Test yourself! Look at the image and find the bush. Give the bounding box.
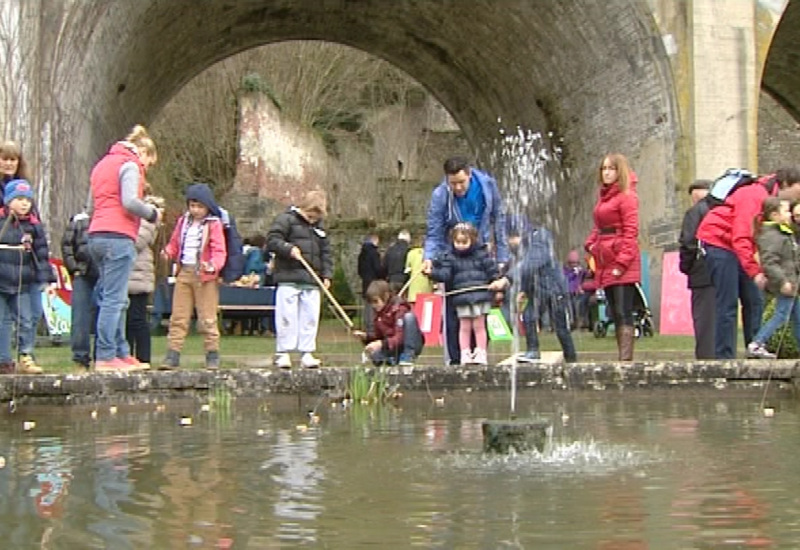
[763,297,800,358]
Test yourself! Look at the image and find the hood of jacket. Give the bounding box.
[186,183,221,216]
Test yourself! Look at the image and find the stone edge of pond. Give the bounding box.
[0,359,797,405]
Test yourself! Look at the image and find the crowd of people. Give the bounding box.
[4,122,797,374]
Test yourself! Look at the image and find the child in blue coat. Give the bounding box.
[430,222,507,365]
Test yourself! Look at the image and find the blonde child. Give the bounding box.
[747,197,800,358]
[266,190,332,369]
[160,183,227,369]
[430,222,508,365]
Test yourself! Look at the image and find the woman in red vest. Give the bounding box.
[88,125,162,372]
[584,153,641,361]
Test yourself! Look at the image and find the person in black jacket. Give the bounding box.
[267,190,332,369]
[0,179,51,374]
[430,223,508,366]
[357,233,384,335]
[678,179,715,359]
[61,209,99,369]
[383,229,410,292]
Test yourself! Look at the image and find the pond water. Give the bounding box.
[1,388,799,549]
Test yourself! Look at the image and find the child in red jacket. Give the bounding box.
[352,280,424,366]
[159,183,227,370]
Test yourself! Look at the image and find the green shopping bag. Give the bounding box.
[487,307,513,341]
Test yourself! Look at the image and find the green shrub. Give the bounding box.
[763,297,800,358]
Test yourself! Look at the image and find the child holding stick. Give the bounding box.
[352,280,424,366]
[430,222,508,366]
[267,190,332,369]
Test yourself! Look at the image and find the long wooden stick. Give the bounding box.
[297,255,354,328]
[397,269,423,297]
[444,285,491,296]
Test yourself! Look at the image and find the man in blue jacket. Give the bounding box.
[421,156,508,365]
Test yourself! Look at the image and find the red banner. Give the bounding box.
[48,257,72,305]
[413,293,443,347]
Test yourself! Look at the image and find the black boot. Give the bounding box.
[160,349,180,370]
[205,350,220,370]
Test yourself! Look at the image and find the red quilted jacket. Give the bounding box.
[584,174,641,288]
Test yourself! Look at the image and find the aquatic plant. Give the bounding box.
[209,384,233,414]
[348,367,388,404]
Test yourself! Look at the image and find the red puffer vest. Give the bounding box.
[89,142,145,240]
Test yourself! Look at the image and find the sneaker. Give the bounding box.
[205,350,220,370]
[473,348,488,366]
[301,353,321,369]
[18,354,43,374]
[120,356,150,371]
[398,352,415,366]
[95,358,129,372]
[459,349,473,367]
[747,342,776,359]
[160,350,181,370]
[274,353,292,369]
[517,350,541,363]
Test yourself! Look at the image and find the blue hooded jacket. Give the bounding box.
[186,183,220,215]
[424,167,508,264]
[185,182,245,282]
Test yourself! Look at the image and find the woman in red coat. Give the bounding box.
[584,153,641,361]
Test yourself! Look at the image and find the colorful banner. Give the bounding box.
[658,250,693,335]
[413,293,443,347]
[42,258,72,336]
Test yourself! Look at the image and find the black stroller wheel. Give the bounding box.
[593,321,607,338]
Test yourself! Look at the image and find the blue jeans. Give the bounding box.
[705,244,763,358]
[25,284,43,346]
[369,312,425,365]
[753,295,800,347]
[89,236,135,361]
[71,273,98,365]
[0,291,33,363]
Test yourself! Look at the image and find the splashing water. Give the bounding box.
[485,125,567,414]
[435,439,663,477]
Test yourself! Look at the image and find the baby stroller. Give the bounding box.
[592,283,655,339]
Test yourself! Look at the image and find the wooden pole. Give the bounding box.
[297,255,354,329]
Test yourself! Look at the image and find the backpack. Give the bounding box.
[705,168,756,208]
[217,207,245,283]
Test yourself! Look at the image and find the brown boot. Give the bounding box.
[619,325,635,361]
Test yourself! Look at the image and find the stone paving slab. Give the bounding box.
[0,359,797,405]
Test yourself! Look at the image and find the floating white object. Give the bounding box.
[0,456,5,468]
[296,424,308,433]
[434,397,445,406]
[180,417,193,426]
[109,406,118,415]
[90,410,98,419]
[763,407,775,417]
[23,421,35,431]
[257,429,265,436]
[200,404,210,412]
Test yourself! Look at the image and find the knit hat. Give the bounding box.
[4,179,34,205]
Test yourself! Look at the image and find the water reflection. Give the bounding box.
[0,390,799,547]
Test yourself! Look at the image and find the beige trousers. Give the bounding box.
[167,269,220,352]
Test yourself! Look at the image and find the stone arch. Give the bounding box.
[44,0,679,250]
[759,0,800,171]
